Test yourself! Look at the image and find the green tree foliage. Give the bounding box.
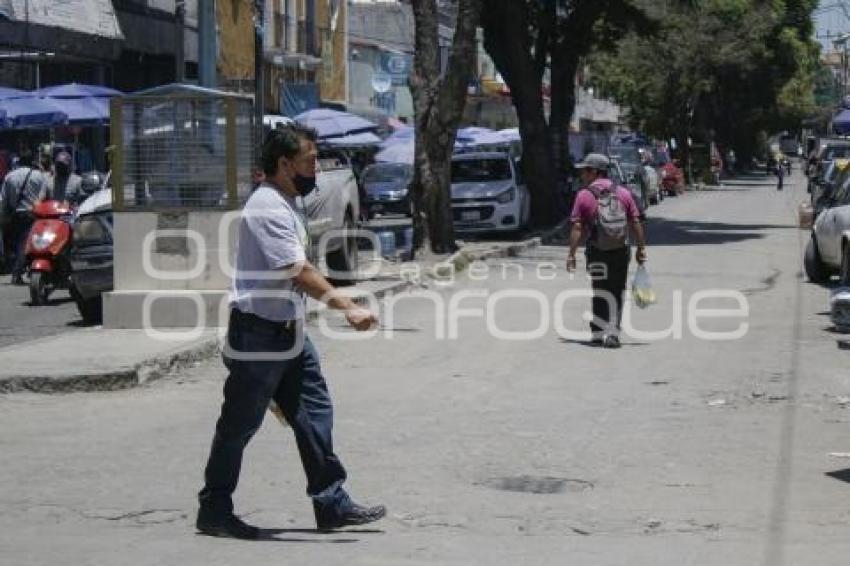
[589,0,820,164]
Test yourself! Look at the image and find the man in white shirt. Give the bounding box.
[197,126,385,539]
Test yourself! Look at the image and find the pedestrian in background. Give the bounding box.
[566,153,648,348]
[197,125,386,540]
[777,158,785,191]
[0,150,49,285]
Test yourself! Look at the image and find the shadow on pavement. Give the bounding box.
[558,338,650,348]
[644,218,794,247]
[825,468,850,484]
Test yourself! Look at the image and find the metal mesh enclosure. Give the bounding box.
[111,90,255,210]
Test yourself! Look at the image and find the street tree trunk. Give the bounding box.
[482,1,558,227]
[409,0,482,254]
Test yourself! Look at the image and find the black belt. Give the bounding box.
[230,309,298,334]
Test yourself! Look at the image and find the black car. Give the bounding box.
[363,163,413,218]
[69,189,113,324]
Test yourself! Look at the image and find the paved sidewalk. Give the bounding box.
[0,238,541,393]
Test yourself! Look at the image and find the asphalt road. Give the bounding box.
[3,167,850,565]
[0,274,86,349]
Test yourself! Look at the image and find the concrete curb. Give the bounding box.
[0,338,221,394]
[432,237,543,279]
[0,279,413,395]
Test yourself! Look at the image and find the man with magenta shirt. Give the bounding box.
[566,153,648,348]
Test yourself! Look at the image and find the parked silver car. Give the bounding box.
[450,152,531,234]
[805,169,850,284]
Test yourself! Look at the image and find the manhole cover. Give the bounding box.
[481,475,593,494]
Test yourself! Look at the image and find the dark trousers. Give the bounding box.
[586,246,631,336]
[10,215,33,278]
[199,311,349,519]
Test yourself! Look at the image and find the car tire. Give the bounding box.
[804,236,830,285]
[76,295,103,325]
[326,213,359,286]
[29,271,49,305]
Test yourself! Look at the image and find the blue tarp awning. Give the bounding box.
[0,96,68,129]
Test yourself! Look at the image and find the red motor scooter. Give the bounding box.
[24,200,74,305]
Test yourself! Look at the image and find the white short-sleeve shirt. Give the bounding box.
[229,183,310,322]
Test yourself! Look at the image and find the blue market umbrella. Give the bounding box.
[46,96,111,125]
[0,96,68,129]
[35,83,122,98]
[35,83,121,125]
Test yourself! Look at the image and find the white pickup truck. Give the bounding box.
[306,148,361,283]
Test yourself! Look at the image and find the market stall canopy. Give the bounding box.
[294,108,377,139]
[0,96,68,129]
[324,131,382,148]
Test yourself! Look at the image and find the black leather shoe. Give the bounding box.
[196,509,260,540]
[315,502,387,531]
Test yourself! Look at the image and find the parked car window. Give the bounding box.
[452,158,513,182]
[363,164,411,183]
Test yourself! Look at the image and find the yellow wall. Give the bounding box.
[316,0,347,103]
[218,0,255,81]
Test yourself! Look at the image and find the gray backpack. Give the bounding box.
[589,184,628,250]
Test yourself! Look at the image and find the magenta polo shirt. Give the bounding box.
[570,178,640,228]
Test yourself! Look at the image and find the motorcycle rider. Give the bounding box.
[51,151,84,206]
[0,150,50,285]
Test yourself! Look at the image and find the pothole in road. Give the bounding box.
[479,475,594,494]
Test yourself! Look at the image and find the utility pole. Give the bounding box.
[175,0,186,82]
[255,0,266,150]
[198,0,217,88]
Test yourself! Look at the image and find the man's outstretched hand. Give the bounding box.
[346,308,378,331]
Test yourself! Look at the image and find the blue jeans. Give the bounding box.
[199,311,349,519]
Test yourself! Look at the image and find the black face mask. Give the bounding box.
[293,174,317,197]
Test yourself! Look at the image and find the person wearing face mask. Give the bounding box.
[196,125,386,539]
[50,151,84,206]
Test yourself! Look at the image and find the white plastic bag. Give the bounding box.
[632,264,656,309]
